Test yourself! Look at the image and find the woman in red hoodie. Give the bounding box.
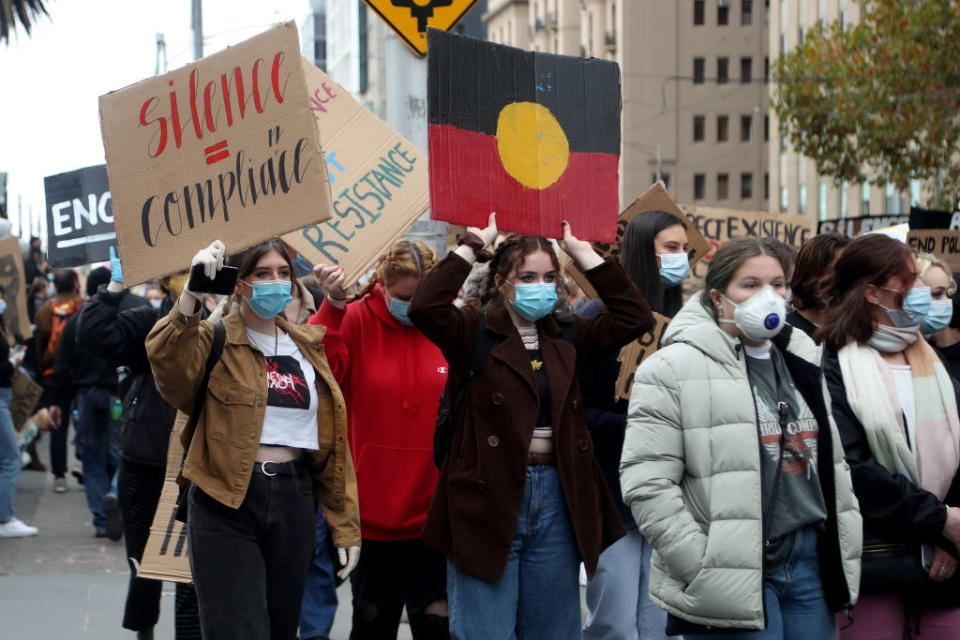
[311,240,450,640]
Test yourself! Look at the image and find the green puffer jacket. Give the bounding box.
[620,294,861,631]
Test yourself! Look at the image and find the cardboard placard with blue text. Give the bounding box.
[99,22,332,286]
[43,165,116,268]
[283,59,429,287]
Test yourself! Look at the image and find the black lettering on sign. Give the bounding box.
[159,507,178,556]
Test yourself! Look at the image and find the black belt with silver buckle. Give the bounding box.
[253,459,305,477]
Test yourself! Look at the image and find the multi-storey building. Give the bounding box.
[770,0,917,219]
[485,1,771,211]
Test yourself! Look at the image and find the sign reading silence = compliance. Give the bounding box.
[428,29,621,242]
[43,165,115,268]
[363,0,478,57]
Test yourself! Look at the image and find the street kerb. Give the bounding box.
[99,22,333,287]
[283,58,429,288]
[138,412,191,583]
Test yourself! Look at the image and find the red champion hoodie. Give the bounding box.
[310,283,447,540]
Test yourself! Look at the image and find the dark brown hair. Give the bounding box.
[699,236,789,319]
[481,235,560,310]
[790,233,852,310]
[228,238,294,281]
[815,234,916,350]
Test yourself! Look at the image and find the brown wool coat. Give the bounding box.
[408,254,654,581]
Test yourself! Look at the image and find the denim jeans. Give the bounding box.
[447,466,581,640]
[686,527,836,640]
[299,507,338,640]
[0,388,20,522]
[584,527,672,640]
[75,387,120,529]
[188,460,315,640]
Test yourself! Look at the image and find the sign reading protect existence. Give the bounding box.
[363,0,478,56]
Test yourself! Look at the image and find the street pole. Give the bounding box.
[191,0,203,60]
[384,36,448,258]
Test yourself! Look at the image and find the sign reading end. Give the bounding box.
[363,0,478,56]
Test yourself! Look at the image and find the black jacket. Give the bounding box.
[74,288,169,465]
[46,314,121,405]
[786,309,818,342]
[822,344,960,554]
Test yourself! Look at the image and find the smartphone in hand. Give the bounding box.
[188,264,239,295]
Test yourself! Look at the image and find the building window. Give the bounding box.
[740,115,752,142]
[763,115,769,141]
[840,180,848,217]
[718,173,730,199]
[764,57,769,82]
[765,0,770,25]
[780,132,788,152]
[818,180,827,220]
[694,173,706,200]
[693,115,706,142]
[693,57,705,83]
[718,0,729,25]
[911,179,922,206]
[741,173,753,199]
[799,184,807,214]
[740,57,752,83]
[764,172,770,200]
[717,115,729,142]
[358,2,369,93]
[742,0,753,25]
[780,185,789,213]
[694,0,705,25]
[653,173,672,191]
[717,57,729,83]
[861,182,870,215]
[885,183,904,213]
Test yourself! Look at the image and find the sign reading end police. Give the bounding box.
[43,165,115,268]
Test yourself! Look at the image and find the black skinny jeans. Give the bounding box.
[188,459,315,640]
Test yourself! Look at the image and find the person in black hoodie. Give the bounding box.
[580,210,689,640]
[77,255,201,640]
[787,233,851,341]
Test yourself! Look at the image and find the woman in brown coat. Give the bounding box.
[408,214,653,639]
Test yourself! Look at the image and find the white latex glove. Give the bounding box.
[183,240,227,303]
[337,545,361,580]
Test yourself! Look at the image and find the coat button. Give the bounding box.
[492,392,504,405]
[249,432,257,440]
[572,399,579,410]
[256,400,264,407]
[487,435,500,447]
[225,394,232,401]
[578,438,590,451]
[477,480,487,491]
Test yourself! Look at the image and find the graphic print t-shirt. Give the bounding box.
[745,346,828,570]
[247,329,319,450]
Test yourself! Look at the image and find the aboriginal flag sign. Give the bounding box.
[427,29,621,242]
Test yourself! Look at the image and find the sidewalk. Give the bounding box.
[0,432,391,639]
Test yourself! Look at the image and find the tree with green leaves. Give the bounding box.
[1,0,48,44]
[774,0,960,210]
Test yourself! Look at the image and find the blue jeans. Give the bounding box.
[75,387,120,529]
[0,388,20,522]
[299,506,338,639]
[584,527,672,640]
[447,466,581,640]
[686,527,836,640]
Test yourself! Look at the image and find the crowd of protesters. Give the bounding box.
[4,214,960,640]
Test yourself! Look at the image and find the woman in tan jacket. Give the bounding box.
[146,238,360,640]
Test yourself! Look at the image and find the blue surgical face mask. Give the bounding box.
[0,299,7,316]
[509,282,558,322]
[658,253,690,287]
[922,299,954,336]
[149,299,162,310]
[877,286,931,328]
[241,279,293,319]
[388,297,413,326]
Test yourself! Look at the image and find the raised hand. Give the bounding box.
[560,220,603,270]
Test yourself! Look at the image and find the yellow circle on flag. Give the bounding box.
[496,102,570,190]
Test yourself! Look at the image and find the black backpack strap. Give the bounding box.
[450,312,496,421]
[174,321,226,521]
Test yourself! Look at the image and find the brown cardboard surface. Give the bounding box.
[682,207,816,287]
[564,183,710,299]
[0,237,32,344]
[818,214,909,236]
[615,313,670,402]
[138,412,192,583]
[10,369,42,433]
[99,22,332,286]
[908,229,960,274]
[283,59,430,287]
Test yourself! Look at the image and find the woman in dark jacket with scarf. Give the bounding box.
[409,214,653,639]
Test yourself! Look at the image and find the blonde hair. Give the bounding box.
[356,240,437,299]
[917,252,957,295]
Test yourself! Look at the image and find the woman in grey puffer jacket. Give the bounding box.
[621,237,861,639]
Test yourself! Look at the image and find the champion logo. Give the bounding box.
[438,366,448,374]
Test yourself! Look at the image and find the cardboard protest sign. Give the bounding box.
[10,369,42,433]
[907,229,960,274]
[909,206,960,231]
[0,237,31,344]
[564,182,711,299]
[683,207,815,285]
[282,59,429,287]
[43,165,116,267]
[818,214,909,237]
[138,412,191,583]
[615,312,670,402]
[99,22,332,286]
[427,29,621,242]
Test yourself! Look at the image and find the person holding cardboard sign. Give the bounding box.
[146,238,361,640]
[621,237,861,638]
[817,235,960,638]
[408,213,653,640]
